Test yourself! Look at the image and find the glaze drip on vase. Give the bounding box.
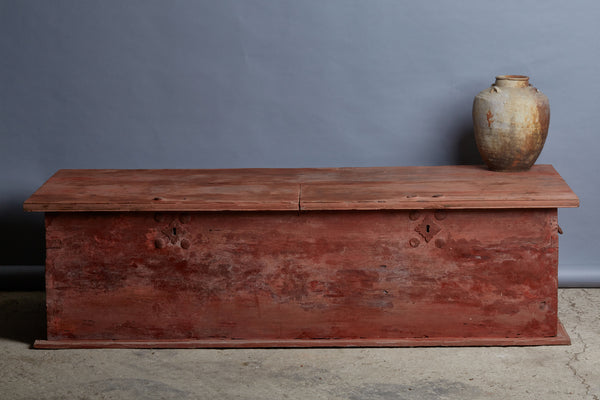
[473,75,550,172]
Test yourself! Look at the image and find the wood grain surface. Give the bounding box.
[24,165,579,212]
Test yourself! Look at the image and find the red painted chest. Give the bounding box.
[24,165,579,348]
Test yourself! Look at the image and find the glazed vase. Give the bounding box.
[472,75,550,171]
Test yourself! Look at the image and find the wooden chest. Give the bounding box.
[24,165,579,348]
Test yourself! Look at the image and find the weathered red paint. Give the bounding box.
[25,166,578,348]
[24,165,579,212]
[42,209,559,344]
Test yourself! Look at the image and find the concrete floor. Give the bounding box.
[1,289,598,400]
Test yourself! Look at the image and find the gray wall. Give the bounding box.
[1,0,599,286]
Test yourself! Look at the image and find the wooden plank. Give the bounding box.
[300,165,579,210]
[24,169,301,212]
[33,321,570,348]
[23,165,578,212]
[44,209,559,343]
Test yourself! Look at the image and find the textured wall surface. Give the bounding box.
[1,1,598,282]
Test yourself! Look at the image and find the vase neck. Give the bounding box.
[494,75,530,88]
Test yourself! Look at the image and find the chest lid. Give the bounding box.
[23,165,579,212]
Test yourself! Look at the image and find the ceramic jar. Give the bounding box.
[472,75,550,171]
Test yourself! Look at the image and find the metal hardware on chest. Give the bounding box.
[411,211,443,244]
[434,210,447,220]
[409,210,421,221]
[154,213,191,249]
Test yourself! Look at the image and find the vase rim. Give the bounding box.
[495,75,529,81]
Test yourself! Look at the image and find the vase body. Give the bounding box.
[473,75,550,171]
